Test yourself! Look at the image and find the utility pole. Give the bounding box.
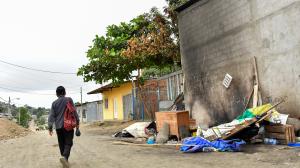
[8,96,11,115]
[19,108,21,124]
[80,87,83,122]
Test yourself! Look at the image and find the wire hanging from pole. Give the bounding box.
[0,59,77,75]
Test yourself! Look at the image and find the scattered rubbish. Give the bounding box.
[112,131,134,138]
[202,147,217,152]
[264,138,278,145]
[145,121,157,136]
[110,93,297,155]
[188,100,287,144]
[168,92,185,111]
[147,136,155,144]
[122,122,151,138]
[196,125,203,137]
[180,137,245,153]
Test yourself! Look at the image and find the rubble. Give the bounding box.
[112,98,300,154]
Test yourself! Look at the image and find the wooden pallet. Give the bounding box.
[264,124,296,144]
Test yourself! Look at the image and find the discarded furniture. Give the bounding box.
[155,111,190,140]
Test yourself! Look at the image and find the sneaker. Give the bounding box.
[60,157,69,168]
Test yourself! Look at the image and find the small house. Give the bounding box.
[87,82,133,121]
[76,100,103,123]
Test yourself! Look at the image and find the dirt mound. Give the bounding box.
[0,118,30,141]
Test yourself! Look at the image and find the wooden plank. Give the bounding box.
[243,88,254,112]
[253,85,258,108]
[258,91,263,106]
[252,57,261,108]
[223,100,285,140]
[277,139,288,145]
[286,126,291,143]
[291,126,296,142]
[265,132,287,140]
[253,57,259,85]
[222,118,257,140]
[256,100,285,123]
[112,141,182,148]
[265,125,286,133]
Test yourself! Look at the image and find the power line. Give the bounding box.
[0,63,85,88]
[0,59,77,75]
[0,83,79,93]
[0,85,79,96]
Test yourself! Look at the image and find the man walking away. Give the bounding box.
[48,86,80,168]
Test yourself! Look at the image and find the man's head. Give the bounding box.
[56,86,66,97]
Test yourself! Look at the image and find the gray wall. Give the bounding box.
[178,0,300,126]
[77,101,103,123]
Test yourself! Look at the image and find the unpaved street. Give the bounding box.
[1,127,300,168]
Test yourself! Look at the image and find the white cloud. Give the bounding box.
[0,0,167,108]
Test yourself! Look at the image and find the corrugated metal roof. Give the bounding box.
[87,81,131,94]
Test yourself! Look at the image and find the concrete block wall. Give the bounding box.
[178,0,300,126]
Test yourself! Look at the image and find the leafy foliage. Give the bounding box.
[78,22,137,85]
[122,8,180,67]
[18,107,31,128]
[36,117,46,126]
[78,1,184,86]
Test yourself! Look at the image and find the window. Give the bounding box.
[82,109,86,118]
[105,98,108,109]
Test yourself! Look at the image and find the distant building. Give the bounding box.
[88,82,133,121]
[87,74,184,121]
[75,100,103,123]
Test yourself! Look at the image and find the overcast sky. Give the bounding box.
[0,0,167,108]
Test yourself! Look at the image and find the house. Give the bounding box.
[75,100,103,123]
[88,82,133,121]
[176,0,300,126]
[87,71,184,121]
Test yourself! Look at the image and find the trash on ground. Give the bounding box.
[180,137,245,153]
[124,122,152,138]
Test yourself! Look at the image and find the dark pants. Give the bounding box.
[56,128,74,160]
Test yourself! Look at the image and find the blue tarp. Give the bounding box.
[180,137,246,153]
[288,142,300,147]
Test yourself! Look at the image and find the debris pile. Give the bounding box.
[112,100,300,153]
[112,57,300,152]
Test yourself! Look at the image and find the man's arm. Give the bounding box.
[48,103,55,135]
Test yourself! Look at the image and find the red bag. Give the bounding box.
[64,101,77,131]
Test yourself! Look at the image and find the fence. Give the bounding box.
[132,70,184,121]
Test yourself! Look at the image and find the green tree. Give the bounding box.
[18,107,31,128]
[78,6,180,86]
[37,117,46,126]
[0,105,7,113]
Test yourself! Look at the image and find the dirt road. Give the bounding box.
[0,127,300,168]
